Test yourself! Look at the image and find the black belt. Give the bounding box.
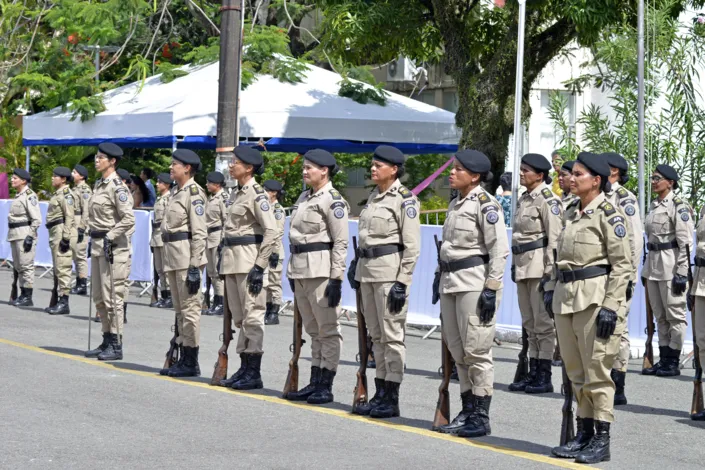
[357,244,404,259]
[647,240,678,251]
[74,211,82,216]
[161,232,192,243]
[8,221,30,229]
[512,237,548,255]
[290,242,333,254]
[223,235,263,246]
[696,257,705,267]
[45,218,64,229]
[208,225,223,234]
[90,231,108,239]
[439,254,490,273]
[152,221,161,229]
[558,265,611,283]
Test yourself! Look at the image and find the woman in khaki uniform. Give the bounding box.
[689,206,705,421]
[263,179,286,325]
[204,171,228,315]
[549,152,631,464]
[46,167,76,315]
[149,173,173,308]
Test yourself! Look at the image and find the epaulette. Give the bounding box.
[189,184,199,196]
[26,189,34,196]
[330,189,342,200]
[616,187,628,198]
[541,188,554,200]
[253,183,264,195]
[113,178,122,187]
[63,187,71,194]
[274,202,283,210]
[567,199,580,211]
[398,186,413,199]
[598,201,616,216]
[674,197,683,206]
[478,191,493,205]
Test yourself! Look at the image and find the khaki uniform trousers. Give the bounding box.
[167,269,203,347]
[50,240,73,296]
[92,253,128,335]
[647,280,687,349]
[555,305,623,423]
[225,273,267,354]
[267,261,283,305]
[293,278,343,371]
[153,247,169,291]
[11,240,36,288]
[693,297,705,372]
[70,230,89,278]
[517,279,555,360]
[440,290,501,396]
[612,296,632,372]
[360,281,407,384]
[205,246,223,296]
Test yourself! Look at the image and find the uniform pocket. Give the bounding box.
[301,210,323,234]
[370,215,390,234]
[574,231,603,264]
[454,216,477,244]
[465,313,495,357]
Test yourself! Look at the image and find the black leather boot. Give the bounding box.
[97,333,123,361]
[151,290,167,308]
[450,363,459,381]
[308,368,336,404]
[509,357,538,392]
[220,353,248,386]
[168,346,201,377]
[48,295,70,315]
[123,303,128,324]
[10,287,23,306]
[369,381,400,418]
[611,369,627,405]
[526,359,554,394]
[656,347,681,377]
[162,291,173,309]
[71,277,87,295]
[160,345,183,375]
[352,377,385,415]
[437,390,475,433]
[551,417,594,458]
[15,287,34,307]
[285,366,321,401]
[265,303,280,325]
[642,346,666,375]
[692,410,705,421]
[85,332,110,358]
[457,395,492,437]
[232,353,264,390]
[575,421,611,464]
[208,295,224,316]
[70,276,80,294]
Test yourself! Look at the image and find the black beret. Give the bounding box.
[373,145,405,166]
[521,153,552,173]
[263,179,283,192]
[234,146,263,167]
[13,168,31,182]
[98,142,123,158]
[603,152,628,171]
[173,149,201,172]
[116,168,131,183]
[455,149,491,174]
[207,171,225,185]
[74,164,89,179]
[655,164,678,182]
[157,172,172,185]
[53,166,72,179]
[304,149,337,168]
[561,160,576,172]
[577,152,610,178]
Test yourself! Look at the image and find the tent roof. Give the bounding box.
[22,62,459,154]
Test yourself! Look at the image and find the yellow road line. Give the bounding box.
[0,337,589,469]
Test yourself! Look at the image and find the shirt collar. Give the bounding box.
[576,193,606,219]
[309,181,333,199]
[373,178,401,199]
[238,177,256,193]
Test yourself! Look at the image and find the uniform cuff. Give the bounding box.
[602,298,621,313]
[330,269,344,280]
[485,279,502,291]
[396,273,412,286]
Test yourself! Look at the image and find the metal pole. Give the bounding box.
[25,147,30,171]
[510,0,527,231]
[94,46,100,84]
[637,0,646,219]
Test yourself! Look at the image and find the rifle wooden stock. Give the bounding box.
[49,275,59,308]
[163,314,179,370]
[432,333,453,430]
[351,236,369,412]
[686,244,704,416]
[513,328,530,384]
[151,257,159,305]
[559,359,575,446]
[282,299,304,398]
[10,269,19,303]
[642,283,655,371]
[211,280,232,385]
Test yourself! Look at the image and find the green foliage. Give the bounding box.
[338,78,388,105]
[404,154,451,201]
[546,91,580,162]
[419,195,448,226]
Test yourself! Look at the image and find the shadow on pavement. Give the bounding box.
[41,346,86,356]
[476,435,555,455]
[674,418,705,429]
[616,403,689,419]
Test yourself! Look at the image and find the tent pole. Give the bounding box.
[25,147,30,171]
[510,0,527,230]
[637,0,646,219]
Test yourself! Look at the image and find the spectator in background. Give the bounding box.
[141,168,157,205]
[496,172,513,226]
[129,174,153,208]
[551,150,563,197]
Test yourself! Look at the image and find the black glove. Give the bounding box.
[77,228,85,244]
[596,307,618,339]
[150,246,154,253]
[641,276,646,286]
[269,252,279,269]
[324,279,343,308]
[672,274,687,296]
[626,280,633,301]
[688,294,695,312]
[543,290,554,319]
[186,266,201,295]
[217,242,224,280]
[432,271,441,305]
[59,238,70,254]
[387,282,407,314]
[23,236,33,253]
[347,258,360,290]
[479,288,497,324]
[103,237,113,263]
[511,265,516,283]
[539,275,550,293]
[289,278,296,293]
[247,265,265,296]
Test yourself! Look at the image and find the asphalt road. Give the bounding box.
[1,269,703,469]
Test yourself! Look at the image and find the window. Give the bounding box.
[344,168,367,187]
[539,90,576,152]
[442,91,458,113]
[412,90,436,106]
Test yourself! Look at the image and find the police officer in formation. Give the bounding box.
[70,164,92,296]
[204,171,228,316]
[285,150,349,405]
[45,167,76,315]
[548,152,631,464]
[432,150,509,437]
[84,143,135,361]
[508,153,562,394]
[159,149,208,378]
[115,168,136,323]
[218,146,278,391]
[149,173,174,308]
[348,145,421,419]
[642,164,693,377]
[559,160,577,206]
[264,179,286,325]
[8,168,41,307]
[690,204,705,421]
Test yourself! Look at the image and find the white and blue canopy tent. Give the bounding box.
[22,61,459,154]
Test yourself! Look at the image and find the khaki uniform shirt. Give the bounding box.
[206,189,228,249]
[273,201,285,259]
[440,185,509,293]
[553,193,632,315]
[8,187,41,242]
[219,177,278,275]
[643,193,694,281]
[356,179,421,285]
[150,193,169,248]
[47,185,76,243]
[72,181,93,233]
[605,182,644,278]
[691,207,705,296]
[88,171,135,257]
[161,178,208,271]
[562,192,578,208]
[512,183,562,281]
[287,182,349,280]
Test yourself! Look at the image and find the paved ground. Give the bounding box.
[0,269,704,470]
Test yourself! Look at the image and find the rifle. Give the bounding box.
[163,314,180,370]
[10,269,19,303]
[431,234,452,430]
[642,240,655,371]
[559,357,575,445]
[513,328,530,384]
[49,274,59,308]
[686,244,704,416]
[211,280,233,385]
[351,236,369,413]
[282,298,305,398]
[151,255,159,305]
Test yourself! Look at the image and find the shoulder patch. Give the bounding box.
[330,201,345,210]
[616,187,628,198]
[481,205,498,214]
[189,185,199,196]
[253,184,265,195]
[620,198,635,207]
[608,215,625,226]
[399,186,413,199]
[678,206,689,214]
[541,188,553,199]
[681,212,690,222]
[63,187,71,194]
[192,199,204,206]
[113,179,122,187]
[478,192,491,205]
[673,197,683,206]
[255,194,267,203]
[625,205,636,216]
[401,199,416,209]
[329,189,342,200]
[485,211,499,224]
[599,201,616,216]
[551,204,561,215]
